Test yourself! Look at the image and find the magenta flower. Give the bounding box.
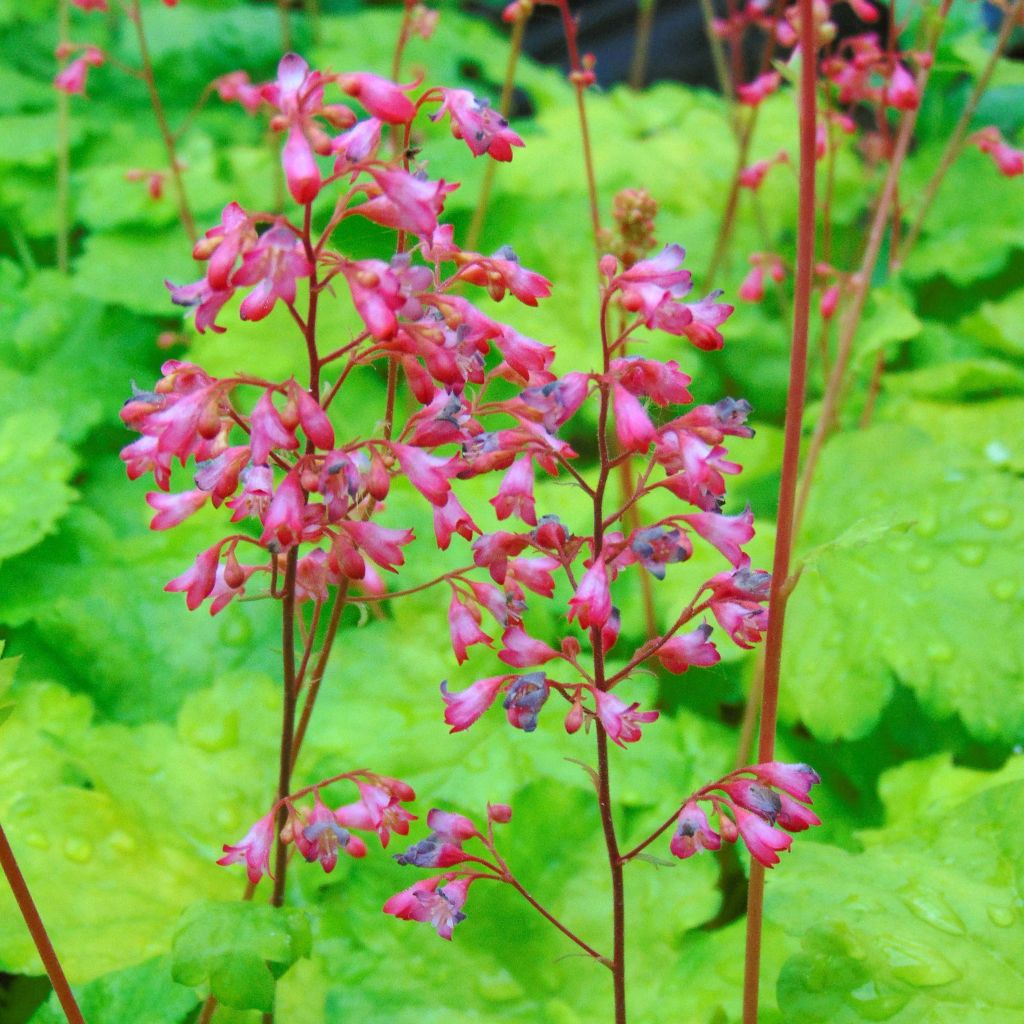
[736,71,781,105]
[751,761,821,803]
[885,62,919,111]
[393,809,480,868]
[502,672,550,732]
[337,71,416,123]
[669,801,722,859]
[146,489,208,530]
[490,457,537,525]
[656,623,720,674]
[731,804,793,866]
[680,506,754,567]
[448,593,492,664]
[217,812,276,885]
[391,443,455,506]
[612,383,656,454]
[293,792,355,873]
[54,47,104,96]
[498,625,560,668]
[433,89,524,160]
[593,688,659,747]
[339,520,414,573]
[440,676,506,732]
[971,127,1024,178]
[334,781,417,848]
[433,492,480,550]
[612,356,692,406]
[629,525,692,580]
[567,559,612,631]
[679,291,733,351]
[360,168,458,237]
[383,875,472,940]
[165,544,221,610]
[259,470,306,550]
[194,203,257,290]
[250,389,299,465]
[332,117,383,170]
[228,464,274,522]
[166,278,235,334]
[339,259,406,339]
[233,226,311,321]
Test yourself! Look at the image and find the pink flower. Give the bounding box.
[498,625,560,668]
[360,169,458,238]
[567,559,612,631]
[593,689,659,747]
[710,596,768,650]
[971,127,1024,178]
[250,389,299,465]
[383,875,472,940]
[193,205,257,292]
[332,117,383,170]
[472,531,529,584]
[339,259,405,339]
[750,761,821,802]
[214,71,265,115]
[54,47,104,96]
[393,809,479,868]
[612,384,656,454]
[502,672,550,732]
[433,89,524,160]
[146,489,208,530]
[611,356,692,406]
[819,284,840,319]
[669,801,721,859]
[885,62,919,111]
[731,804,793,866]
[232,226,311,321]
[490,458,536,525]
[259,470,306,550]
[228,464,274,522]
[617,244,693,324]
[440,676,506,732]
[293,792,356,873]
[448,593,492,664]
[165,544,221,610]
[334,781,417,848]
[656,623,720,674]
[680,506,754,567]
[217,812,275,885]
[71,0,108,10]
[679,291,733,351]
[339,520,414,573]
[337,71,416,123]
[629,525,691,580]
[738,266,765,303]
[391,443,455,506]
[738,151,787,190]
[433,492,479,550]
[166,278,235,334]
[287,381,335,451]
[736,71,781,106]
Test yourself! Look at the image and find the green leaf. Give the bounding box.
[0,410,77,563]
[171,901,311,1012]
[884,358,1024,400]
[29,956,198,1024]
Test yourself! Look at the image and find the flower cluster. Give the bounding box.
[218,772,417,883]
[670,762,821,867]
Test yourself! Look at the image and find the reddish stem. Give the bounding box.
[740,1,816,1021]
[0,824,86,1024]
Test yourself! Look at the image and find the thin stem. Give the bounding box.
[56,0,70,274]
[465,9,529,251]
[741,2,816,1020]
[596,729,627,1023]
[0,823,86,1024]
[619,805,681,863]
[698,0,734,100]
[897,0,1023,265]
[792,2,952,533]
[276,0,292,53]
[270,547,300,910]
[706,110,757,288]
[628,0,658,91]
[128,0,197,242]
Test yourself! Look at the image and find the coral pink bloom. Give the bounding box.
[819,284,840,319]
[232,226,311,321]
[751,761,821,802]
[657,623,721,674]
[567,559,612,631]
[337,71,416,123]
[736,71,781,105]
[458,247,551,305]
[332,117,383,170]
[259,470,306,550]
[334,782,416,847]
[286,381,335,451]
[611,356,692,406]
[228,464,274,522]
[738,265,765,303]
[440,676,507,732]
[394,809,480,868]
[54,47,104,96]
[613,383,656,454]
[282,124,321,203]
[448,593,492,664]
[710,598,768,650]
[593,688,659,747]
[121,435,173,490]
[339,259,405,339]
[433,88,524,160]
[472,531,529,584]
[340,520,414,573]
[392,443,455,506]
[293,792,355,873]
[491,457,536,525]
[498,625,560,668]
[165,544,221,610]
[680,291,733,350]
[669,801,721,859]
[680,507,754,567]
[166,278,235,334]
[214,71,265,114]
[433,491,479,550]
[250,389,299,465]
[617,244,693,320]
[509,556,559,598]
[731,805,793,867]
[193,203,257,290]
[217,812,275,885]
[971,127,1024,178]
[360,169,458,237]
[383,876,471,940]
[885,62,919,111]
[146,489,208,530]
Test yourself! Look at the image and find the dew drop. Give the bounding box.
[23,831,49,850]
[63,837,93,864]
[848,982,911,1021]
[182,709,240,753]
[475,969,523,1002]
[926,643,954,664]
[108,830,136,854]
[956,544,986,567]
[878,936,961,986]
[216,805,240,829]
[914,513,938,538]
[985,441,1011,465]
[900,887,966,935]
[909,555,934,574]
[987,905,1015,927]
[979,506,1012,530]
[989,579,1018,602]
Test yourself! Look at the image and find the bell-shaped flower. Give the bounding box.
[611,356,692,406]
[334,781,416,848]
[217,812,276,885]
[731,804,793,867]
[567,559,612,631]
[885,62,919,111]
[519,373,589,433]
[391,443,455,506]
[593,688,659,746]
[679,291,733,351]
[193,202,257,290]
[232,226,312,321]
[750,761,821,803]
[340,259,406,339]
[250,389,299,465]
[502,672,550,732]
[393,809,480,868]
[165,544,221,610]
[656,623,720,673]
[630,525,692,580]
[332,117,383,171]
[498,625,560,668]
[448,593,492,664]
[680,506,754,567]
[383,875,473,940]
[339,520,414,573]
[359,168,458,237]
[736,71,781,105]
[228,463,274,523]
[433,88,524,160]
[337,71,416,123]
[612,383,657,453]
[471,531,529,585]
[259,469,306,550]
[490,457,537,525]
[293,792,356,873]
[669,801,721,859]
[440,675,506,732]
[146,489,208,530]
[166,277,235,334]
[432,491,479,549]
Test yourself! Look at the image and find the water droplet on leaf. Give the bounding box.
[63,837,93,863]
[989,579,1017,602]
[878,935,961,986]
[978,506,1012,530]
[848,981,911,1021]
[987,904,1015,927]
[900,886,966,935]
[24,832,49,850]
[909,555,933,574]
[955,544,986,567]
[108,830,136,854]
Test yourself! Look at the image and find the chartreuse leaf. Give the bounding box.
[0,410,77,563]
[171,901,311,1012]
[782,419,1024,742]
[767,759,1024,1023]
[29,956,197,1024]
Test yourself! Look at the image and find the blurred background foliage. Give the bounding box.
[1,1,1024,1022]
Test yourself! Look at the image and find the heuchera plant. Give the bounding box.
[112,35,822,1022]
